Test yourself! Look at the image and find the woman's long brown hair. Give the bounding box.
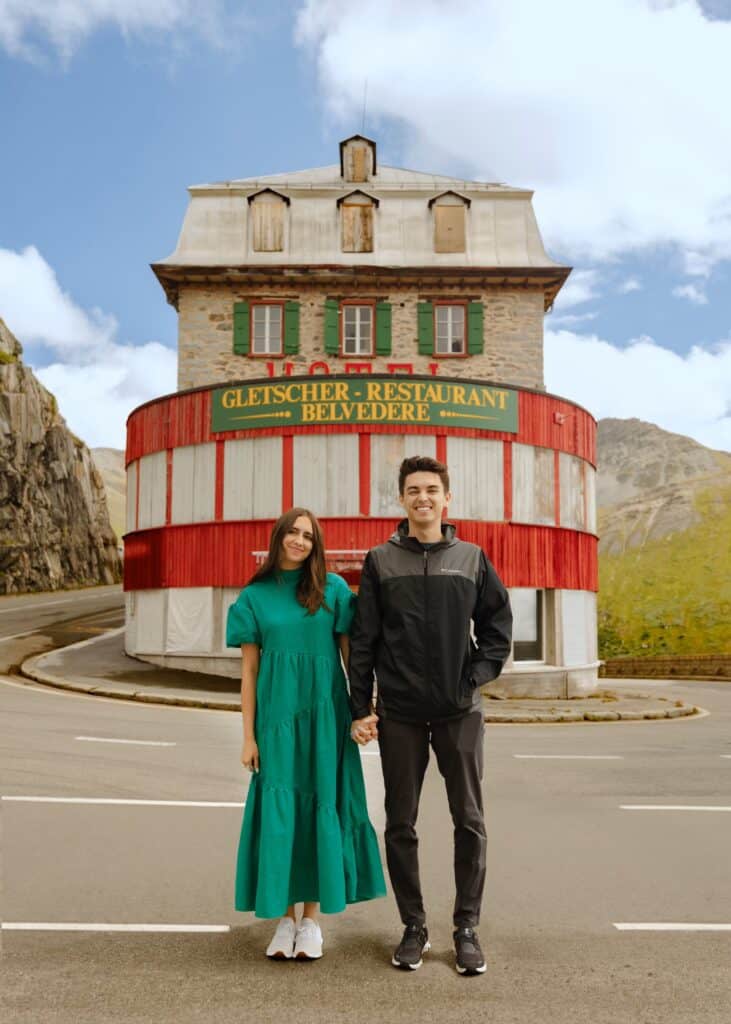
[247,507,329,615]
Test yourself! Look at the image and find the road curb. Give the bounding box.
[19,630,703,722]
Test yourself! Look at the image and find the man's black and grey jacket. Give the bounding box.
[348,521,513,723]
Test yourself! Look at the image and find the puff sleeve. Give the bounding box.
[226,588,261,647]
[332,574,357,636]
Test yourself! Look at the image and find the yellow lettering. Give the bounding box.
[452,386,466,406]
[481,388,496,408]
[221,389,240,410]
[301,403,318,422]
[365,382,384,401]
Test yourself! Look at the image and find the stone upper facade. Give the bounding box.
[154,136,569,393]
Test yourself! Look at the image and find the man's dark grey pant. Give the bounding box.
[377,710,486,928]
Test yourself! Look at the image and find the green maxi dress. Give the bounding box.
[226,569,386,919]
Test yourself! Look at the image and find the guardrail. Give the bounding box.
[600,654,731,681]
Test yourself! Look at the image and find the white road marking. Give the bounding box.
[514,754,624,760]
[2,922,230,933]
[614,923,731,932]
[0,630,36,642]
[2,796,244,807]
[0,594,121,615]
[621,805,731,812]
[720,755,731,759]
[75,736,176,747]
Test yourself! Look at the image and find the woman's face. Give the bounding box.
[279,515,314,569]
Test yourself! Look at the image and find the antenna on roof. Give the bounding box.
[361,78,368,134]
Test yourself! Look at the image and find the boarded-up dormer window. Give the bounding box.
[431,192,468,253]
[341,193,375,253]
[248,191,289,252]
[341,138,375,182]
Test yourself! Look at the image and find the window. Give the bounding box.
[511,589,544,662]
[342,304,374,356]
[429,191,469,253]
[247,189,289,253]
[251,304,283,355]
[435,304,466,355]
[338,190,377,253]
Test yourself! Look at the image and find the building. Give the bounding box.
[124,136,598,697]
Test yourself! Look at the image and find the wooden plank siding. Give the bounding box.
[123,520,598,593]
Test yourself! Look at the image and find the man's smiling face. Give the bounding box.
[399,471,451,532]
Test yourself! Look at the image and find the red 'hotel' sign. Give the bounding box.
[212,376,519,433]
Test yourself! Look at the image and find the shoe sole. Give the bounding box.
[266,951,293,960]
[455,962,487,975]
[294,951,323,960]
[392,940,431,970]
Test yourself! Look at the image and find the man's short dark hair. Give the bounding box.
[398,455,450,495]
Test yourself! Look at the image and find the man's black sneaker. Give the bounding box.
[392,924,430,970]
[454,927,486,975]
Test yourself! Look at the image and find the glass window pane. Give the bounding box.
[512,589,543,661]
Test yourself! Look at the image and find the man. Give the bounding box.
[349,455,512,976]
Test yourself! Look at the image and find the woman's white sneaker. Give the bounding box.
[266,917,296,959]
[294,917,323,960]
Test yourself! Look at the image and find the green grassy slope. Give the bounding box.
[598,484,731,658]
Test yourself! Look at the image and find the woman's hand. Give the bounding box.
[241,738,260,773]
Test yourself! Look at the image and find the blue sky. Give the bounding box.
[1,0,730,451]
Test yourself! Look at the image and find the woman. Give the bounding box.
[226,507,385,960]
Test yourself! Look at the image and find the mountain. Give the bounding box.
[596,418,731,658]
[0,318,122,593]
[91,447,126,541]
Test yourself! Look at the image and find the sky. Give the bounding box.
[1,0,730,452]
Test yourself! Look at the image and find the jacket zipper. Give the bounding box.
[423,548,429,687]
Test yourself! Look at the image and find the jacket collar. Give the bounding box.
[389,519,458,551]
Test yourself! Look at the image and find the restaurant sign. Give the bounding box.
[212,377,518,433]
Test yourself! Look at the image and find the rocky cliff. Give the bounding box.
[0,318,122,593]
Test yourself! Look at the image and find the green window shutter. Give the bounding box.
[375,302,392,355]
[467,301,484,354]
[417,301,434,355]
[233,301,249,355]
[324,299,339,354]
[284,301,300,354]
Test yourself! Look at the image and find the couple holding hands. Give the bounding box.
[226,455,512,975]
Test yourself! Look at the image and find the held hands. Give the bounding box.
[241,738,260,773]
[350,713,378,746]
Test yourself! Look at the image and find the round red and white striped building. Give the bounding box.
[125,137,597,697]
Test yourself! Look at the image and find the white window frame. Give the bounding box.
[342,304,374,356]
[435,304,466,355]
[251,303,283,355]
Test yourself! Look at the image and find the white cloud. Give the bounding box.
[551,269,599,311]
[0,245,176,448]
[297,0,731,270]
[545,328,731,451]
[549,311,598,326]
[618,277,642,294]
[672,282,709,305]
[0,0,246,60]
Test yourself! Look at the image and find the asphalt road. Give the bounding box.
[1,590,730,1023]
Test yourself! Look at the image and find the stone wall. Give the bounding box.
[177,284,545,392]
[0,318,122,594]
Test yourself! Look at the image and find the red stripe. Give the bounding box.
[503,441,512,521]
[359,434,371,516]
[214,441,225,521]
[435,435,447,464]
[123,520,598,593]
[554,449,561,527]
[282,435,293,510]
